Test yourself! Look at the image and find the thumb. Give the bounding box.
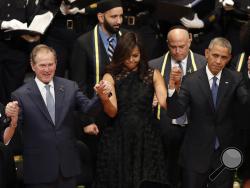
[13,101,18,105]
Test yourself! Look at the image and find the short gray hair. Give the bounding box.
[30,44,57,64]
[208,37,232,54]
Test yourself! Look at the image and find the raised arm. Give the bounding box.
[95,73,117,118]
[153,69,167,110]
[3,101,19,145]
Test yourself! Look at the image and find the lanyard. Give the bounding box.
[236,52,245,72]
[157,50,197,120]
[93,25,122,83]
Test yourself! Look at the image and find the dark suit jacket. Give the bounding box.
[148,51,206,128]
[230,52,250,130]
[70,26,125,128]
[0,103,13,142]
[0,103,7,140]
[11,76,101,184]
[167,66,250,173]
[70,26,125,97]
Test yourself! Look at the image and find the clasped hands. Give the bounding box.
[94,80,112,101]
[5,101,19,128]
[84,80,112,136]
[169,66,183,90]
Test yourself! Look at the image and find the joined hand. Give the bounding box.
[169,66,182,90]
[94,80,112,101]
[5,101,19,128]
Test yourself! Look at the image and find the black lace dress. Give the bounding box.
[93,68,168,188]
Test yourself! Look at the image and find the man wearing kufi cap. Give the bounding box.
[69,0,124,184]
[70,0,124,88]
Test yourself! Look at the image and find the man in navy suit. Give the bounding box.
[4,44,111,188]
[167,37,250,188]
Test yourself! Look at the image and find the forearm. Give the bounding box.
[101,99,117,118]
[3,122,17,145]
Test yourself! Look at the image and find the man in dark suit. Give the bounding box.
[4,44,110,188]
[149,25,206,188]
[229,23,250,185]
[70,0,123,97]
[167,37,250,188]
[230,52,250,187]
[69,0,124,178]
[221,0,250,56]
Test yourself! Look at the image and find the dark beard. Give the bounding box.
[103,18,120,34]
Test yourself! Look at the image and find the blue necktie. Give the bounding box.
[211,76,220,149]
[45,85,55,124]
[211,76,218,108]
[107,37,115,62]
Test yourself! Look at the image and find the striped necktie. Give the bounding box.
[107,37,115,62]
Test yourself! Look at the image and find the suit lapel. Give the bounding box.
[198,67,215,110]
[186,53,193,75]
[216,69,231,110]
[164,53,194,83]
[164,57,172,82]
[27,80,53,124]
[54,77,65,126]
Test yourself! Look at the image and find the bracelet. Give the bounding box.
[108,92,112,98]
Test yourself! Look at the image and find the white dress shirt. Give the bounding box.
[170,56,188,76]
[206,65,222,88]
[35,77,55,105]
[170,57,188,125]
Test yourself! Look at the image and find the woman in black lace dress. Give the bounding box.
[94,32,169,188]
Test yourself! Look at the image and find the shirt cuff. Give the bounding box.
[168,87,176,97]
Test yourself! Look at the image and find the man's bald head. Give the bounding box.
[167,26,192,61]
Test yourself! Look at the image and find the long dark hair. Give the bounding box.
[105,31,149,79]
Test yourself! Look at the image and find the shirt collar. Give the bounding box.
[98,25,117,53]
[35,77,54,90]
[206,65,222,81]
[171,56,188,65]
[98,25,116,42]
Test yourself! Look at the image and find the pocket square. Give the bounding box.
[225,81,229,84]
